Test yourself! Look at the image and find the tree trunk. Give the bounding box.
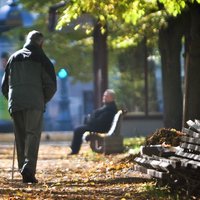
[184,4,200,124]
[159,15,184,130]
[93,21,108,108]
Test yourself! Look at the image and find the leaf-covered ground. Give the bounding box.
[0,141,171,200]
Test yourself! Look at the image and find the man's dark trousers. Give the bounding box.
[71,125,91,154]
[12,109,43,175]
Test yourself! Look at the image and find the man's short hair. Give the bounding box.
[105,89,115,100]
[25,30,44,46]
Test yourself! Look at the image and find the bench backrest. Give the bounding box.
[89,110,124,153]
[106,110,123,137]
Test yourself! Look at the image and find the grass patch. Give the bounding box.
[136,182,178,200]
[124,137,145,149]
[123,137,146,154]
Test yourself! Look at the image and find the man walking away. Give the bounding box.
[1,30,57,183]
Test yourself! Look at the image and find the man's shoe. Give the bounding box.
[21,167,38,183]
[68,151,78,155]
[22,175,38,183]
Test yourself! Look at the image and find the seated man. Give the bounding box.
[69,89,118,155]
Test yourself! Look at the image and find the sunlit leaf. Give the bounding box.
[74,24,80,30]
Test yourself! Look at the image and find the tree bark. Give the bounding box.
[93,21,108,108]
[184,4,200,124]
[159,15,184,130]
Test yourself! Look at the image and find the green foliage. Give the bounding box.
[19,0,59,12]
[158,0,186,16]
[113,70,145,111]
[123,137,145,149]
[137,182,176,199]
[45,33,93,82]
[19,0,167,51]
[111,46,145,111]
[19,0,200,51]
[18,0,200,101]
[122,1,145,25]
[109,44,159,113]
[4,14,93,82]
[56,0,160,39]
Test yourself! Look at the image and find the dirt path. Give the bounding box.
[0,142,154,200]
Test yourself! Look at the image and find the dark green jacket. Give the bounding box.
[1,43,57,114]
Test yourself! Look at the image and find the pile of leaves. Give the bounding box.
[145,128,185,146]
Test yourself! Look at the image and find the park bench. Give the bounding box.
[134,119,200,196]
[83,110,125,154]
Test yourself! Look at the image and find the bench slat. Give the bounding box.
[134,164,148,174]
[175,150,200,161]
[134,156,173,172]
[147,168,169,179]
[134,165,169,179]
[181,136,200,145]
[152,155,180,168]
[182,127,200,138]
[186,120,200,133]
[180,142,200,152]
